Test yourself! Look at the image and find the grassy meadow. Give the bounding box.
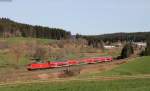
[101,56,150,76]
[0,78,150,91]
[0,56,150,91]
[76,56,150,79]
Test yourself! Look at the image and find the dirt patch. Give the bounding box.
[80,61,125,75]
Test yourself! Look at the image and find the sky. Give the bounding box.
[0,0,150,35]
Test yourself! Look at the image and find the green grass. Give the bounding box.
[0,78,150,91]
[78,56,150,78]
[0,37,54,45]
[101,56,150,76]
[1,56,150,91]
[0,37,56,67]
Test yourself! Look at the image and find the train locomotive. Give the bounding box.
[27,57,113,71]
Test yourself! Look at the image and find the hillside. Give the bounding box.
[0,18,71,39]
[82,32,150,44]
[0,37,53,67]
[0,37,119,69]
[1,18,150,43]
[77,56,150,78]
[101,56,150,76]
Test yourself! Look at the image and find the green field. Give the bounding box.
[0,56,150,91]
[0,37,53,44]
[0,78,150,91]
[1,37,149,91]
[101,56,150,76]
[77,56,150,78]
[0,37,52,67]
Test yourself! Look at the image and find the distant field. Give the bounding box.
[0,37,54,44]
[0,78,150,91]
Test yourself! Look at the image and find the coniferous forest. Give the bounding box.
[0,18,71,39]
[0,18,150,44]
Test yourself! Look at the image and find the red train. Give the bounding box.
[27,57,113,70]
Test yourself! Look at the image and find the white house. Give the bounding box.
[104,45,116,49]
[133,42,146,47]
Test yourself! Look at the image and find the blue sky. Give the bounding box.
[0,0,150,35]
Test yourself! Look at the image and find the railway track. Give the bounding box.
[19,60,123,75]
[0,54,139,84]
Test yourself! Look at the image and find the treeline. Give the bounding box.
[1,18,149,44]
[0,18,71,39]
[78,32,150,44]
[84,37,104,48]
[75,34,104,48]
[97,32,150,42]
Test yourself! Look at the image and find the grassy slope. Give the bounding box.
[1,56,150,91]
[0,56,150,91]
[1,37,53,45]
[0,37,52,67]
[78,56,150,78]
[101,56,150,76]
[0,37,120,67]
[0,78,150,91]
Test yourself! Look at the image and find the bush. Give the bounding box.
[139,50,145,56]
[63,67,81,77]
[31,46,47,62]
[140,35,150,56]
[120,42,134,59]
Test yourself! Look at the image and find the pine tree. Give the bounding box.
[142,35,150,56]
[121,42,134,59]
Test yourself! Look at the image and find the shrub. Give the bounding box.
[31,46,48,62]
[62,67,81,77]
[140,35,150,56]
[120,42,134,59]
